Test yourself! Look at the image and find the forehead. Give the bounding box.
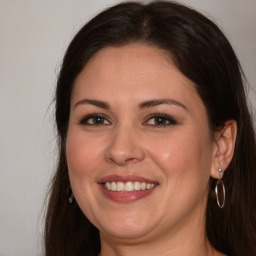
[72,43,198,101]
[86,43,173,68]
[81,43,174,81]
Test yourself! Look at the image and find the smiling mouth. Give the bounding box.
[98,175,158,202]
[103,181,156,192]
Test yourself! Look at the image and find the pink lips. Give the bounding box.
[98,175,158,203]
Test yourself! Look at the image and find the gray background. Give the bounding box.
[0,0,255,255]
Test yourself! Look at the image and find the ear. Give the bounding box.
[210,120,237,179]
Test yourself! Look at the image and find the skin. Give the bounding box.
[66,43,236,256]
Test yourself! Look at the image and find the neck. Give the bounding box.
[100,236,216,256]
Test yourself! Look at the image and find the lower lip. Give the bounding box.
[99,185,157,203]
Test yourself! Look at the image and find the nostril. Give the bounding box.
[125,157,139,163]
[104,133,146,165]
[106,154,144,166]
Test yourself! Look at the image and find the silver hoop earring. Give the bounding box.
[67,185,74,204]
[215,168,225,208]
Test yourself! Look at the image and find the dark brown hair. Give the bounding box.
[44,1,256,255]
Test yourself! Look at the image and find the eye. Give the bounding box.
[144,114,177,127]
[80,114,111,126]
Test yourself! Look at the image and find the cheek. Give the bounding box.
[66,130,101,179]
[146,128,213,182]
[65,130,103,218]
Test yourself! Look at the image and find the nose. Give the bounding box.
[104,124,145,166]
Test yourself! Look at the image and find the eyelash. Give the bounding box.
[79,113,177,127]
[79,114,111,126]
[144,113,177,127]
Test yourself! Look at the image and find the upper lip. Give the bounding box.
[98,175,158,184]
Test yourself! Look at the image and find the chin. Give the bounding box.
[96,214,157,241]
[100,226,154,241]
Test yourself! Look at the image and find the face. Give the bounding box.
[66,43,216,243]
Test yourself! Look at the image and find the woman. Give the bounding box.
[44,1,256,256]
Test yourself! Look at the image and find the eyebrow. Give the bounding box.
[139,99,188,111]
[73,99,110,109]
[73,98,188,111]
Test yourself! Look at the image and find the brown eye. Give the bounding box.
[154,117,168,125]
[80,114,111,125]
[145,114,177,127]
[91,116,105,125]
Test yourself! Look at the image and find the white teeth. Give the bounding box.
[110,182,117,191]
[105,182,111,190]
[104,181,156,192]
[116,181,124,191]
[125,181,134,191]
[146,183,152,189]
[134,181,140,190]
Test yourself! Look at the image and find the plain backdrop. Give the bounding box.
[0,0,255,255]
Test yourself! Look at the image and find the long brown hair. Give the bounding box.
[44,1,256,255]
